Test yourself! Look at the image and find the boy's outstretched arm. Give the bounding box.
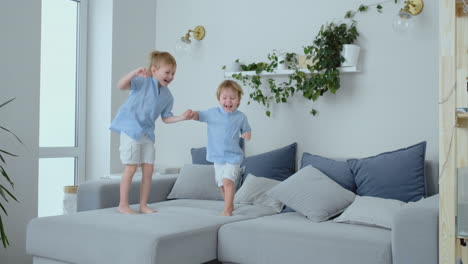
[117,67,148,90]
[162,109,193,124]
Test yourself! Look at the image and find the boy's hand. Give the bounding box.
[241,131,251,140]
[134,67,148,77]
[182,109,193,120]
[191,111,199,120]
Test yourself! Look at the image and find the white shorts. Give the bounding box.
[119,133,155,165]
[214,163,241,187]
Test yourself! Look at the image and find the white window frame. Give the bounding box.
[39,0,88,184]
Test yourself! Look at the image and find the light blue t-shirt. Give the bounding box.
[110,76,174,142]
[198,107,251,164]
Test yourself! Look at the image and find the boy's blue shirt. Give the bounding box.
[110,76,173,142]
[198,107,251,164]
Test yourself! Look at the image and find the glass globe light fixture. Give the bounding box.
[175,33,192,57]
[392,10,413,33]
[392,0,424,33]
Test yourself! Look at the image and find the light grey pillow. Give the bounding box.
[334,195,405,229]
[234,174,284,213]
[267,165,356,222]
[167,164,223,200]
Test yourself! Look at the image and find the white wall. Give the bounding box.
[110,0,157,173]
[151,0,439,191]
[0,1,41,263]
[86,0,157,179]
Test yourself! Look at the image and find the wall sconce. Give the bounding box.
[175,26,206,55]
[392,0,424,33]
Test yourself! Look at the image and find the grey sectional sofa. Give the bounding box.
[27,174,439,264]
[27,142,439,264]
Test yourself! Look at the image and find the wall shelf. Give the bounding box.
[224,66,360,78]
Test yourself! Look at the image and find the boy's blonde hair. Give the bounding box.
[148,51,177,71]
[216,80,244,101]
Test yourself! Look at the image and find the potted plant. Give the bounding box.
[225,2,394,117]
[0,98,21,248]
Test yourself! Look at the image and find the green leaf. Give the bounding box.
[0,215,9,248]
[1,167,14,187]
[0,186,17,202]
[0,98,15,109]
[0,188,8,202]
[0,149,18,158]
[0,202,7,215]
[266,111,271,117]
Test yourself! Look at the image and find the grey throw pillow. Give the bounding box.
[167,164,223,200]
[334,195,406,229]
[301,153,356,192]
[234,173,284,213]
[267,165,356,222]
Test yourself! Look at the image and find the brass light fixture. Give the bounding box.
[393,0,424,32]
[180,26,206,44]
[175,26,206,56]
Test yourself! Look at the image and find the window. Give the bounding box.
[39,0,87,217]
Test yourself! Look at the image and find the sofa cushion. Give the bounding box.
[190,139,244,165]
[241,142,297,183]
[334,195,405,229]
[301,152,356,192]
[191,147,213,165]
[347,141,427,202]
[218,212,392,264]
[234,173,284,213]
[267,166,356,222]
[167,164,224,200]
[27,199,277,264]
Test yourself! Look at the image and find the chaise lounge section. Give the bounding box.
[27,174,282,264]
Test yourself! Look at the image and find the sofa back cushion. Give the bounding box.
[347,141,427,202]
[241,142,297,183]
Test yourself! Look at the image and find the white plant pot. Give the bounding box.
[227,61,241,72]
[341,44,360,67]
[277,55,287,71]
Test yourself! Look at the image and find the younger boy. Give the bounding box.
[192,80,251,216]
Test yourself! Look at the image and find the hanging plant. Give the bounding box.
[224,1,395,117]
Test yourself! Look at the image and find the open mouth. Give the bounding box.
[224,105,234,112]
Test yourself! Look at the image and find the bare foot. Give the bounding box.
[118,206,137,214]
[221,210,233,216]
[139,206,157,214]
